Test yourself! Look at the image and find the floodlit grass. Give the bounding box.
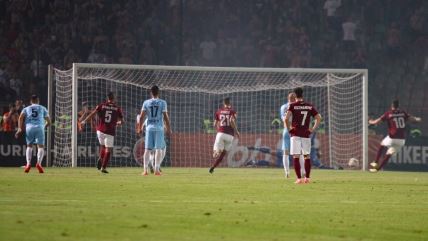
[0,167,427,241]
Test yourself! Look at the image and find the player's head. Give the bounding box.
[82,101,88,110]
[392,99,399,109]
[151,85,160,97]
[107,92,115,101]
[293,87,303,98]
[30,94,39,104]
[223,97,231,107]
[288,92,296,103]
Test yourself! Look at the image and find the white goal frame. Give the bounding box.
[47,63,368,170]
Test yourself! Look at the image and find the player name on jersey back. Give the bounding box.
[293,106,313,110]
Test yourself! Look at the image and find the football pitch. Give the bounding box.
[0,168,427,241]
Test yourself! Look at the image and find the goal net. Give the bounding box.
[48,64,368,170]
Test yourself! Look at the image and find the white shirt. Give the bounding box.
[324,0,341,16]
[342,21,356,41]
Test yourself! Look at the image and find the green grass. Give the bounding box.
[0,168,427,241]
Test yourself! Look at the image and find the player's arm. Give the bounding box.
[135,116,140,133]
[163,112,172,136]
[44,116,52,128]
[409,115,422,122]
[309,114,322,133]
[117,109,124,126]
[15,112,25,138]
[230,115,240,138]
[137,110,145,134]
[81,108,98,126]
[284,110,292,131]
[213,119,219,129]
[368,115,383,125]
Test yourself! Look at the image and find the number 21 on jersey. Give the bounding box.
[220,114,231,126]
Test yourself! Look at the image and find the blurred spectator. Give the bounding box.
[199,35,217,66]
[1,104,18,132]
[8,72,23,98]
[386,23,401,57]
[352,47,367,68]
[139,40,157,65]
[260,43,277,67]
[15,99,24,113]
[342,17,357,52]
[64,49,81,69]
[324,0,341,29]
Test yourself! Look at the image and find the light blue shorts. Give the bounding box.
[26,126,45,145]
[282,131,290,151]
[145,129,166,150]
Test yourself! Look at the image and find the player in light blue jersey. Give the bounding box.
[15,95,51,173]
[280,92,296,178]
[137,86,171,176]
[136,114,166,173]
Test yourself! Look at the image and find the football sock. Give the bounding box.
[212,151,226,168]
[143,150,151,171]
[26,147,32,166]
[99,145,106,160]
[160,148,166,164]
[300,155,306,177]
[149,153,155,167]
[154,149,162,172]
[378,154,392,170]
[375,146,386,162]
[282,154,289,174]
[37,148,45,164]
[102,150,111,169]
[304,158,311,178]
[293,157,301,179]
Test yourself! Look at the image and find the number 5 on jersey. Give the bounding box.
[105,110,112,123]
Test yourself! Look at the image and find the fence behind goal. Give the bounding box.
[48,64,368,170]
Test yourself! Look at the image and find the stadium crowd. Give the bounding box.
[0,0,427,132]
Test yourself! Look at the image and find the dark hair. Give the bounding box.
[294,87,303,98]
[223,97,231,105]
[31,94,39,102]
[107,92,115,100]
[151,85,160,96]
[392,99,399,108]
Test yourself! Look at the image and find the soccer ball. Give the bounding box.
[347,158,359,167]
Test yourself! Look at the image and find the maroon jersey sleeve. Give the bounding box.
[118,107,124,119]
[214,110,219,121]
[380,111,388,122]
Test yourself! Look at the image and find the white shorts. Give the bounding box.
[290,136,311,155]
[213,132,234,152]
[97,131,115,148]
[381,136,405,149]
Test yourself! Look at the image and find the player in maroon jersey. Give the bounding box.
[80,92,124,173]
[284,87,322,184]
[209,98,240,174]
[368,100,421,172]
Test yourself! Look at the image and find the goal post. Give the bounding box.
[48,63,368,170]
